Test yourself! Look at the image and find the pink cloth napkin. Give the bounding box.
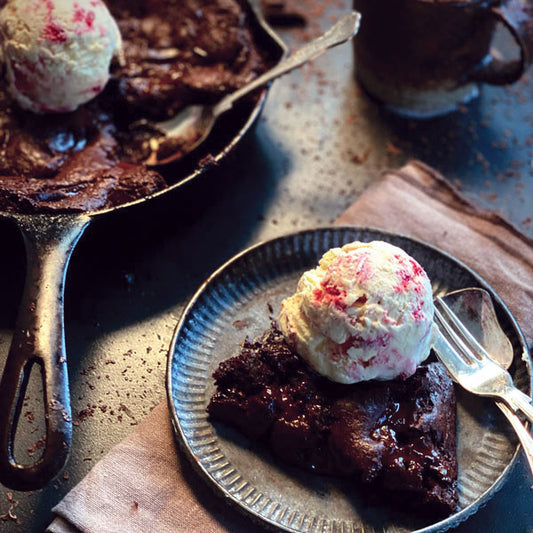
[337,160,533,343]
[47,160,533,533]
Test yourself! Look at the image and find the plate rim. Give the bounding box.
[166,225,532,533]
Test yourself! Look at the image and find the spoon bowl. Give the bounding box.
[143,104,213,167]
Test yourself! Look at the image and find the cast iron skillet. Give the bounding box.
[0,1,287,491]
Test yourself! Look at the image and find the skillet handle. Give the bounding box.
[0,214,90,491]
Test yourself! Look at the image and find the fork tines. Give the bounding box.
[434,297,488,366]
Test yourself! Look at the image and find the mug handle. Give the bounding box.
[469,0,533,85]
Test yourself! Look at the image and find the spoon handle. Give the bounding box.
[214,11,361,116]
[497,401,533,476]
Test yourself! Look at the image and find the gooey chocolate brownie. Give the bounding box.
[0,0,271,212]
[208,326,458,518]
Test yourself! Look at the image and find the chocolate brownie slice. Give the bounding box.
[208,326,458,517]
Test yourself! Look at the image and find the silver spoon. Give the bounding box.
[439,287,533,475]
[140,11,361,167]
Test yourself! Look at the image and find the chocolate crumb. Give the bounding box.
[77,406,95,421]
[385,140,403,155]
[27,435,46,457]
[350,148,371,164]
[198,154,217,169]
[1,493,19,524]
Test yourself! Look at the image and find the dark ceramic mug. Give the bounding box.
[353,0,533,117]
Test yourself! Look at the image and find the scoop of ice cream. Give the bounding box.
[0,0,121,113]
[279,241,436,383]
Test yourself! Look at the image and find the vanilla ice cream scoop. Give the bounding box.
[0,0,121,113]
[279,241,436,383]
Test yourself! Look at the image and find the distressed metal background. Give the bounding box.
[0,0,531,530]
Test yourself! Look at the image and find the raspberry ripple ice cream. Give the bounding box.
[0,0,121,113]
[279,241,436,384]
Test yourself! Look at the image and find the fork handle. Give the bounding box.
[504,386,533,425]
[496,401,533,476]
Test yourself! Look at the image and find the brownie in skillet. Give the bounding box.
[0,0,271,212]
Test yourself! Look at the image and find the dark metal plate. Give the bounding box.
[167,227,531,533]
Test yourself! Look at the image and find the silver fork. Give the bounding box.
[433,296,533,423]
[433,296,533,473]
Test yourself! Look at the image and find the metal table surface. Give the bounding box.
[1,1,532,531]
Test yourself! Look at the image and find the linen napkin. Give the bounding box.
[48,160,533,533]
